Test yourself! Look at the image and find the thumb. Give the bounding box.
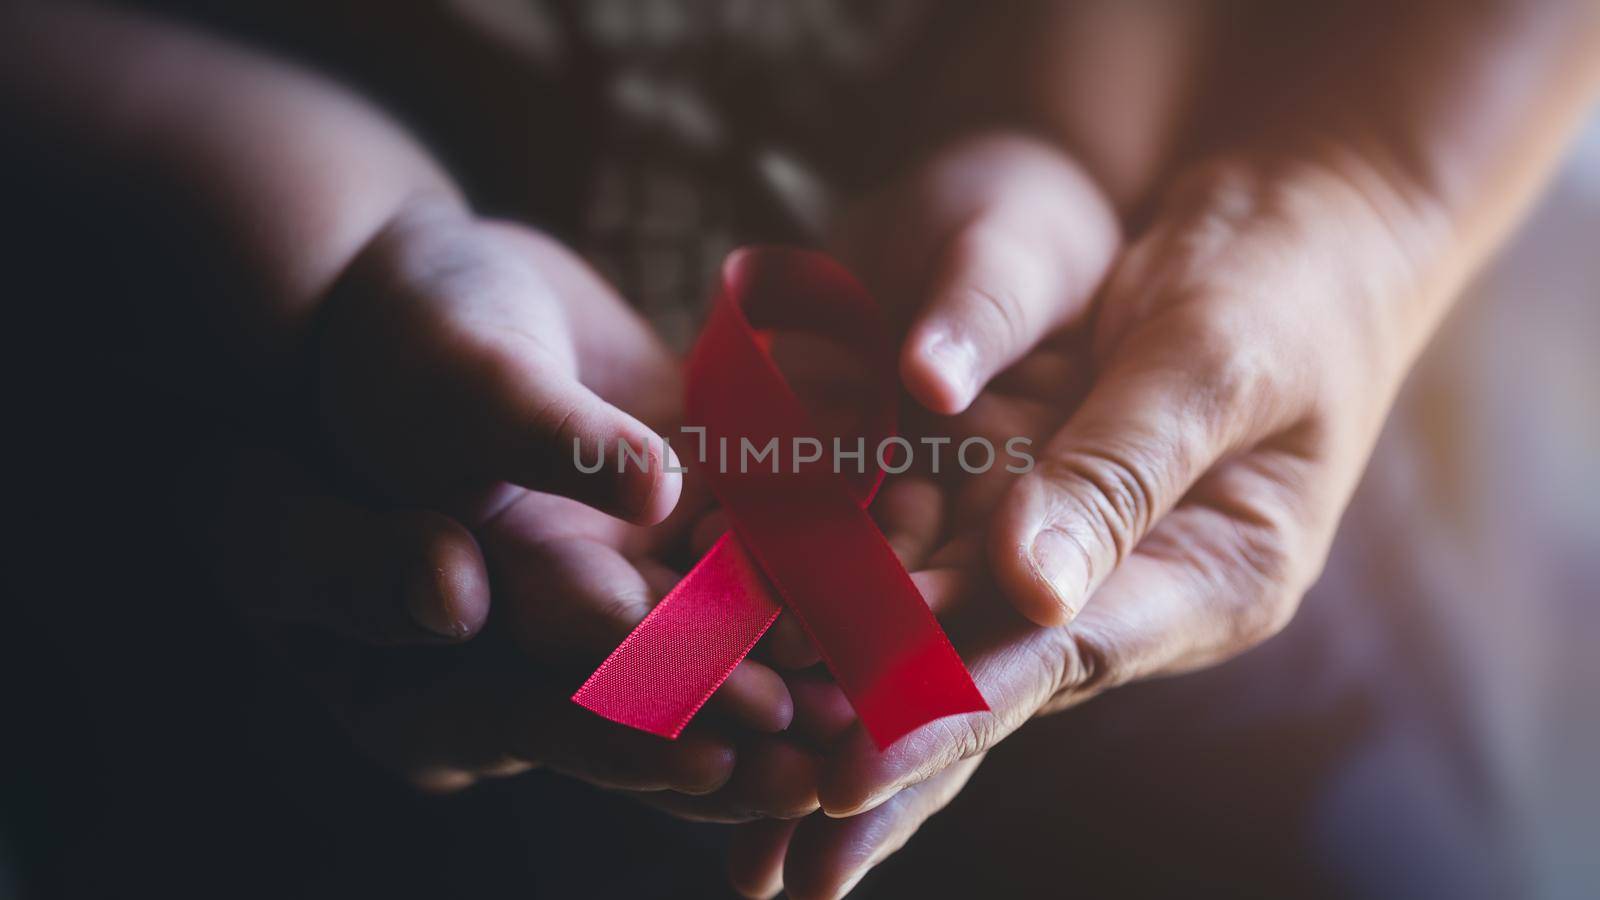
[987,277,1303,627]
[892,135,1120,414]
[321,201,682,523]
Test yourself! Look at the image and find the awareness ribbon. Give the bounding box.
[573,248,986,749]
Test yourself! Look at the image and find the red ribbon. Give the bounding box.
[573,248,986,749]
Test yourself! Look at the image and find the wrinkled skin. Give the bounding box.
[725,137,1449,897]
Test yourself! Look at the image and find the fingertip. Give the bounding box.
[987,529,1078,629]
[396,511,490,640]
[1023,527,1083,627]
[526,391,681,525]
[671,732,739,796]
[988,483,1079,628]
[816,728,900,818]
[899,329,976,416]
[716,661,796,733]
[725,736,821,819]
[789,675,855,745]
[629,438,683,526]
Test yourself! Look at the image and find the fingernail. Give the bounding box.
[406,569,466,638]
[923,333,979,409]
[1028,527,1086,621]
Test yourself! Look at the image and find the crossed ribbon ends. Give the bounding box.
[573,248,986,750]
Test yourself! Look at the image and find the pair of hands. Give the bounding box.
[226,129,1430,897]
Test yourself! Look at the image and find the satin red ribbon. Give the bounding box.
[573,248,986,749]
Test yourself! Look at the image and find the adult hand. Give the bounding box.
[738,0,1600,891]
[729,133,1474,900]
[723,130,1118,897]
[761,150,1455,900]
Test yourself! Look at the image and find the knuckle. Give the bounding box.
[1157,304,1273,421]
[929,710,994,766]
[1062,628,1121,699]
[1190,318,1265,412]
[1015,633,1076,713]
[1115,303,1279,455]
[1221,521,1302,646]
[1233,581,1302,648]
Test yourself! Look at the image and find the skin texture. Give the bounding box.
[6,1,1600,898]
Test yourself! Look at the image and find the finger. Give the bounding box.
[757,612,822,670]
[815,565,1046,817]
[727,819,799,899]
[1034,454,1312,694]
[225,453,490,643]
[897,141,1118,415]
[871,476,944,569]
[406,331,682,525]
[525,707,739,796]
[501,226,685,425]
[719,734,821,819]
[379,648,739,796]
[782,754,984,900]
[900,220,1108,415]
[631,734,822,823]
[323,205,682,524]
[787,672,856,747]
[497,534,793,733]
[821,462,1307,815]
[988,311,1287,626]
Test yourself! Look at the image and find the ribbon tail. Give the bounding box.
[722,497,989,751]
[572,534,781,739]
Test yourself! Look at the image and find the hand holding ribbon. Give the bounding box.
[575,248,987,749]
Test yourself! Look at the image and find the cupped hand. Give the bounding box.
[224,196,814,809]
[733,141,1443,897]
[826,150,1432,808]
[724,130,1118,897]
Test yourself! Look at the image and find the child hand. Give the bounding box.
[228,197,806,801]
